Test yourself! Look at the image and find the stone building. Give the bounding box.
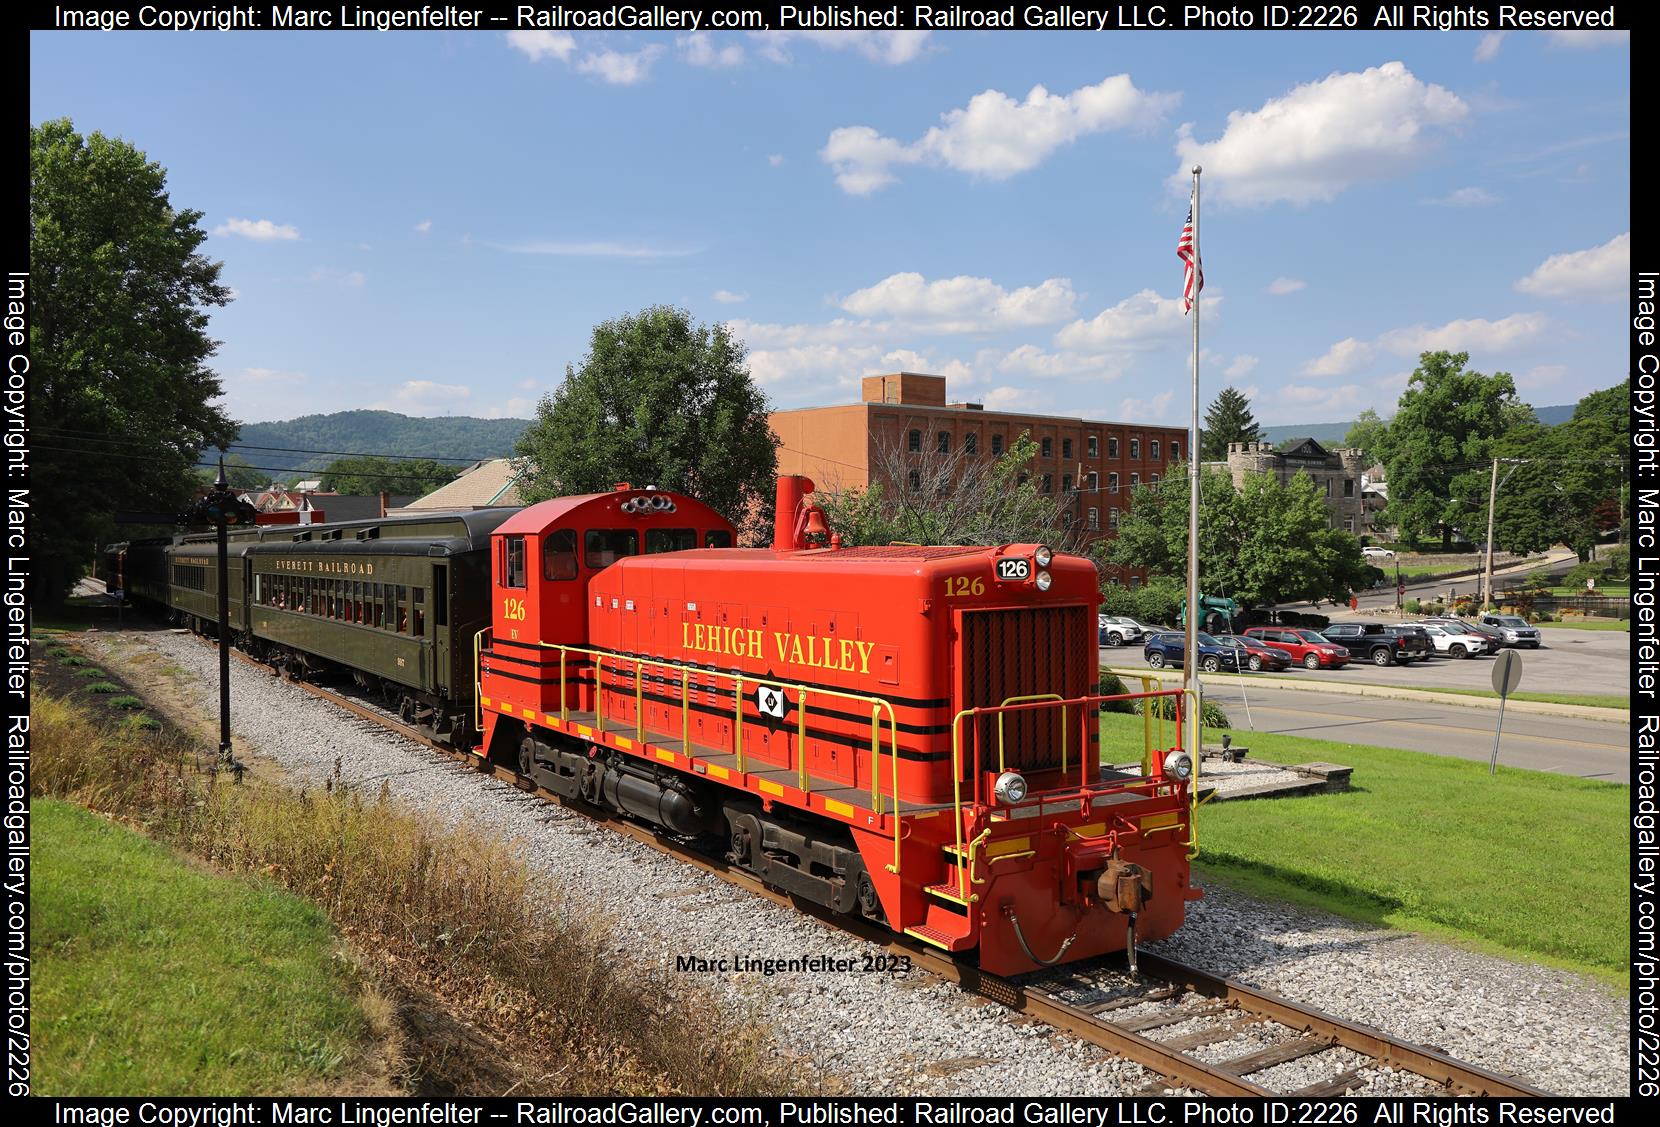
[1209,438,1368,533]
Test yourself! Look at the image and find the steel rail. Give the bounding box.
[205,641,1553,1099]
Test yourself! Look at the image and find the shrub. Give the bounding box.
[1403,599,1422,615]
[86,681,121,694]
[75,668,108,679]
[108,695,144,710]
[59,655,89,667]
[47,646,72,658]
[1602,544,1630,581]
[122,713,163,732]
[1134,694,1231,730]
[1563,560,1610,589]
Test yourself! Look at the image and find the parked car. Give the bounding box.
[1098,615,1145,647]
[1242,626,1351,670]
[1479,613,1542,648]
[1214,634,1294,672]
[1414,621,1495,658]
[1422,617,1502,654]
[1143,631,1243,673]
[1361,546,1396,559]
[1320,622,1432,666]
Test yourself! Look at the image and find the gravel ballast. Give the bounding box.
[78,627,1628,1096]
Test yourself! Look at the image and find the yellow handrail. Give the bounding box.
[472,627,490,735]
[995,693,1064,773]
[797,689,809,792]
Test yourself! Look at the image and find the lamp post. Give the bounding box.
[183,456,260,774]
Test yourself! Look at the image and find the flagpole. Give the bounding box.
[1185,166,1203,776]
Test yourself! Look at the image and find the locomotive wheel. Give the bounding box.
[856,869,884,922]
[399,696,417,723]
[517,736,536,778]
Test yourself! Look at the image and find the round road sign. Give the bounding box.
[1490,649,1523,697]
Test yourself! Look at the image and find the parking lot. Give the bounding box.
[1104,620,1630,698]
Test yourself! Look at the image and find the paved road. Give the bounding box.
[1175,680,1629,783]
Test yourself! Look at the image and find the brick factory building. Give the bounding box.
[768,373,1189,565]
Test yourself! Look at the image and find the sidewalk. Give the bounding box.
[1103,664,1628,724]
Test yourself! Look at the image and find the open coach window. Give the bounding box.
[543,529,578,580]
[646,528,697,554]
[585,529,638,569]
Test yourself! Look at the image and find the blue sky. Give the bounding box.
[30,28,1629,430]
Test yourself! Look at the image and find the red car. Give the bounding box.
[1243,626,1351,670]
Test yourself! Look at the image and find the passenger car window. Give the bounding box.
[585,529,639,569]
[542,529,578,580]
[647,528,697,554]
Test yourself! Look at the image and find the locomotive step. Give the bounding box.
[924,879,974,906]
[904,923,973,952]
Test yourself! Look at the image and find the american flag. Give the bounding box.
[1177,198,1203,313]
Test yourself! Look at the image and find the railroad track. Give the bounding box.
[218,645,1551,1099]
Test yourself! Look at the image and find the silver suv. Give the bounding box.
[1098,615,1146,646]
[1479,613,1542,648]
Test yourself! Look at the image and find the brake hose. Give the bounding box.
[1007,908,1081,967]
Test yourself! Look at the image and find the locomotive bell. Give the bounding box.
[803,506,830,538]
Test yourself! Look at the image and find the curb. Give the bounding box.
[1101,665,1628,724]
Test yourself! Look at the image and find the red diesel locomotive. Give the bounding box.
[475,476,1199,974]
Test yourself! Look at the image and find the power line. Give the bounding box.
[34,426,501,465]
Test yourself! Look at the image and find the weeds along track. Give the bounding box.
[205,639,1553,1099]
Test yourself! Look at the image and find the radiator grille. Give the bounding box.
[958,606,1094,775]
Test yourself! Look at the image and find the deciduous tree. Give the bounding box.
[31,119,238,604]
[319,455,460,497]
[515,306,778,540]
[1343,407,1389,466]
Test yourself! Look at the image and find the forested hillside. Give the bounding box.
[231,411,533,478]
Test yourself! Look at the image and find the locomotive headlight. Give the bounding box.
[994,771,1029,805]
[1034,570,1052,592]
[1034,545,1053,568]
[1163,750,1193,781]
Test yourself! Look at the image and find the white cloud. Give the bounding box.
[507,30,576,62]
[840,272,1078,332]
[1303,337,1374,377]
[498,240,699,258]
[824,74,1177,194]
[755,30,931,66]
[213,217,299,241]
[1275,383,1368,415]
[308,267,366,288]
[1425,186,1499,207]
[238,367,307,385]
[415,219,432,234]
[375,380,474,414]
[481,397,537,419]
[575,46,663,85]
[1055,289,1189,350]
[1117,390,1175,423]
[517,378,539,391]
[1517,364,1567,391]
[1224,355,1259,379]
[712,289,749,304]
[768,154,786,167]
[1547,30,1629,48]
[1514,232,1628,301]
[1267,277,1305,296]
[1474,32,1506,61]
[680,32,743,67]
[981,386,1040,412]
[997,345,1120,380]
[1173,61,1468,206]
[725,318,878,350]
[1377,312,1547,355]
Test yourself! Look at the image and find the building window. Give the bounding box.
[1128,574,1142,590]
[1344,517,1355,532]
[1324,480,1332,496]
[1131,473,1140,487]
[1086,472,1098,491]
[938,431,950,454]
[1088,435,1099,457]
[1108,436,1119,458]
[991,434,1003,456]
[907,470,921,492]
[1130,438,1141,459]
[908,429,921,452]
[1087,507,1099,530]
[1109,509,1120,529]
[1062,474,1073,493]
[1344,478,1355,497]
[1062,511,1074,528]
[965,432,977,455]
[1109,472,1119,493]
[1151,440,1160,460]
[1062,438,1073,459]
[1150,473,1160,485]
[1169,441,1180,461]
[1041,437,1053,458]
[1017,472,1029,485]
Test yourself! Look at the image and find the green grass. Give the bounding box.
[1538,617,1630,632]
[84,682,121,694]
[74,668,108,679]
[1546,585,1629,597]
[107,695,144,710]
[1390,687,1628,709]
[1102,714,1630,983]
[33,799,368,1095]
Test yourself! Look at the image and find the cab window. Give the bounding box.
[704,530,733,548]
[503,536,527,588]
[584,529,639,570]
[542,529,578,580]
[646,528,697,554]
